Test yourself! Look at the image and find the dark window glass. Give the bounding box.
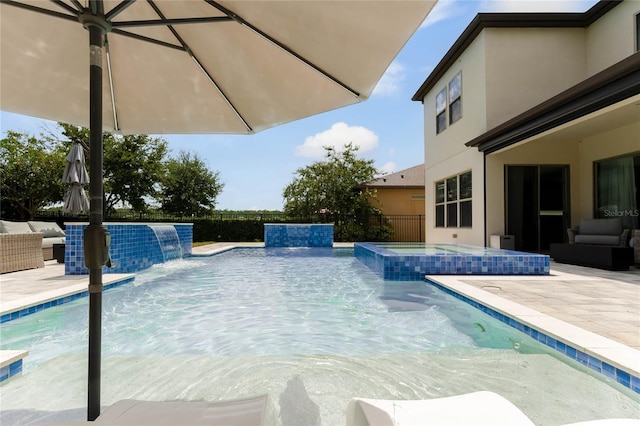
[435,205,445,227]
[447,203,457,227]
[636,13,640,52]
[460,200,472,227]
[435,181,445,203]
[436,112,447,134]
[595,153,640,229]
[449,98,462,124]
[446,177,457,201]
[449,72,461,101]
[459,171,472,199]
[436,88,447,113]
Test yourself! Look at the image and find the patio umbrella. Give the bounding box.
[62,142,90,214]
[0,0,437,420]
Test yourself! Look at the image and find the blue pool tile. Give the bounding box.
[576,350,589,366]
[0,360,23,383]
[354,242,549,278]
[617,370,631,388]
[425,278,638,395]
[602,362,616,380]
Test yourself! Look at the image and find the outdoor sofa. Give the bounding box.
[0,220,66,261]
[550,218,634,270]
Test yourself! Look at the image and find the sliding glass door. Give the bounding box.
[505,165,570,252]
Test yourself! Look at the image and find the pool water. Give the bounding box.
[0,248,637,425]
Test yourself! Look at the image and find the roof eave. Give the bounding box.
[411,0,622,102]
[466,52,640,153]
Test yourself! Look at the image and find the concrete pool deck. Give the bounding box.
[1,242,638,384]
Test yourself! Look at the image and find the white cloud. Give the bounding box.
[421,0,464,28]
[295,122,379,158]
[479,0,598,13]
[379,161,397,176]
[372,62,405,96]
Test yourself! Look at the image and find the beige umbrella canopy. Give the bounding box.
[1,0,436,135]
[0,0,437,420]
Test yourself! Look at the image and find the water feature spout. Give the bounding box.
[149,225,183,262]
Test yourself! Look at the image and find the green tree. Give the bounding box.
[159,151,224,216]
[58,124,169,213]
[282,143,380,219]
[0,131,66,219]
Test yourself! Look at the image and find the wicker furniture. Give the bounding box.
[551,218,634,270]
[0,232,45,274]
[550,243,633,271]
[567,218,629,246]
[0,220,65,261]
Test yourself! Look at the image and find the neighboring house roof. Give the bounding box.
[411,0,622,102]
[364,164,425,188]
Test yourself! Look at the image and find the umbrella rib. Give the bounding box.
[205,0,361,99]
[110,28,185,51]
[104,0,134,20]
[1,0,78,23]
[145,0,253,132]
[69,0,83,12]
[112,16,233,28]
[104,36,120,132]
[50,0,81,15]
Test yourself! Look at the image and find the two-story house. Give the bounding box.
[412,0,640,252]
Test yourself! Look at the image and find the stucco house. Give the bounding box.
[363,164,425,215]
[362,164,425,241]
[412,0,639,252]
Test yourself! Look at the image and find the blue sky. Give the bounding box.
[1,0,598,211]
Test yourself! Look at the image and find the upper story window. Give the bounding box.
[448,72,462,124]
[434,71,462,134]
[436,87,447,134]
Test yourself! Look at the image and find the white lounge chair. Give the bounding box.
[346,391,640,426]
[346,391,535,426]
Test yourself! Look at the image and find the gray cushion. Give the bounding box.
[579,218,622,236]
[41,236,66,248]
[28,221,65,238]
[0,220,33,234]
[574,234,621,245]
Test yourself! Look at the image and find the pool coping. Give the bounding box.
[428,275,640,392]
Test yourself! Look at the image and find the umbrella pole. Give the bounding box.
[86,8,106,421]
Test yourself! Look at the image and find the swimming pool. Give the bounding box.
[0,248,637,425]
[355,242,550,278]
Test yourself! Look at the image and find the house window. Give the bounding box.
[435,171,472,228]
[435,72,462,134]
[636,13,640,52]
[435,87,447,134]
[595,153,640,230]
[449,72,462,124]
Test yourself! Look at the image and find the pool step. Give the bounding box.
[0,349,28,382]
